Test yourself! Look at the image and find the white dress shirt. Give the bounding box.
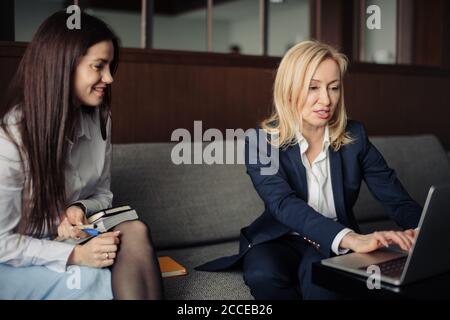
[294,126,353,255]
[0,107,112,272]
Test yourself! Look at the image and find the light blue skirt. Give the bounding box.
[0,263,113,300]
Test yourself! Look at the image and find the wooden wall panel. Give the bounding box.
[111,61,274,143]
[344,71,450,148]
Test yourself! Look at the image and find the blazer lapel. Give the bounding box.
[329,148,350,226]
[284,144,308,200]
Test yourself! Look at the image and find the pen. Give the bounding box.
[76,224,100,236]
[76,224,97,230]
[81,229,100,236]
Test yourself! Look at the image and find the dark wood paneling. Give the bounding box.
[311,0,343,49]
[344,72,450,149]
[413,0,450,67]
[310,0,356,59]
[111,60,274,142]
[1,42,449,149]
[397,0,414,64]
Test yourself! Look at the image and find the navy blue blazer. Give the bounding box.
[196,120,422,271]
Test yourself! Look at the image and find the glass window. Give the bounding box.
[153,0,207,52]
[15,0,65,42]
[361,0,397,64]
[84,3,141,48]
[212,0,260,55]
[268,0,310,57]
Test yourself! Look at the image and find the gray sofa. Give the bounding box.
[110,135,450,300]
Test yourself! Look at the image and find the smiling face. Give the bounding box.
[300,58,341,130]
[73,40,114,107]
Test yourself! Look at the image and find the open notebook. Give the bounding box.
[56,205,138,245]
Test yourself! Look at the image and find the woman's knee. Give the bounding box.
[114,220,148,234]
[114,220,153,245]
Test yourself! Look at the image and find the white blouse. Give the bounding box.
[294,126,353,255]
[0,107,112,272]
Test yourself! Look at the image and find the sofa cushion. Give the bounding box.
[159,241,252,300]
[111,143,264,250]
[353,135,450,223]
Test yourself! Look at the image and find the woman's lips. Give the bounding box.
[314,110,330,120]
[93,87,105,97]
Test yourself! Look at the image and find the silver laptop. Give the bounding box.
[321,183,450,286]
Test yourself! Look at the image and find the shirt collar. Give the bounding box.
[70,108,93,143]
[296,126,330,155]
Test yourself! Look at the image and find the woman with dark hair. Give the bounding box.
[0,11,163,299]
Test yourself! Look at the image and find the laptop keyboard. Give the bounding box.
[359,256,407,278]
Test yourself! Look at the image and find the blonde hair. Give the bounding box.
[262,40,353,151]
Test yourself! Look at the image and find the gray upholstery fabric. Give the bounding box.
[111,143,263,250]
[353,135,450,222]
[159,241,252,300]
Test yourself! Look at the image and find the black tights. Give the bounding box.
[111,220,164,300]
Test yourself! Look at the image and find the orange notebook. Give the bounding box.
[158,256,188,278]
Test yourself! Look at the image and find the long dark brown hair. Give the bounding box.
[0,10,120,237]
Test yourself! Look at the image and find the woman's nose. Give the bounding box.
[319,88,330,106]
[102,70,114,84]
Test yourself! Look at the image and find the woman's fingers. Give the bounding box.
[99,244,118,253]
[404,229,415,237]
[69,226,84,239]
[105,252,116,259]
[100,259,115,268]
[402,230,416,246]
[97,231,121,244]
[57,224,67,239]
[95,251,116,268]
[372,232,389,248]
[59,218,72,239]
[66,206,88,225]
[385,231,411,251]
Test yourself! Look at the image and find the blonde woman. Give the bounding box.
[197,40,421,299]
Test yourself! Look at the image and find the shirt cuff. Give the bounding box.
[27,239,76,273]
[332,228,354,255]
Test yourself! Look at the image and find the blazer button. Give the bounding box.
[248,244,252,248]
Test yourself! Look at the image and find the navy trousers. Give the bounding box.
[242,234,341,300]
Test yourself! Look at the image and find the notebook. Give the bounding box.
[56,205,138,245]
[158,256,188,278]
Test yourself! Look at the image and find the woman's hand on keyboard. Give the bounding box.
[340,229,416,253]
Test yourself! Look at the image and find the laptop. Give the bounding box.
[321,183,450,286]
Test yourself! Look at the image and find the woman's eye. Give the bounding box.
[330,87,340,91]
[309,86,319,91]
[93,64,103,70]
